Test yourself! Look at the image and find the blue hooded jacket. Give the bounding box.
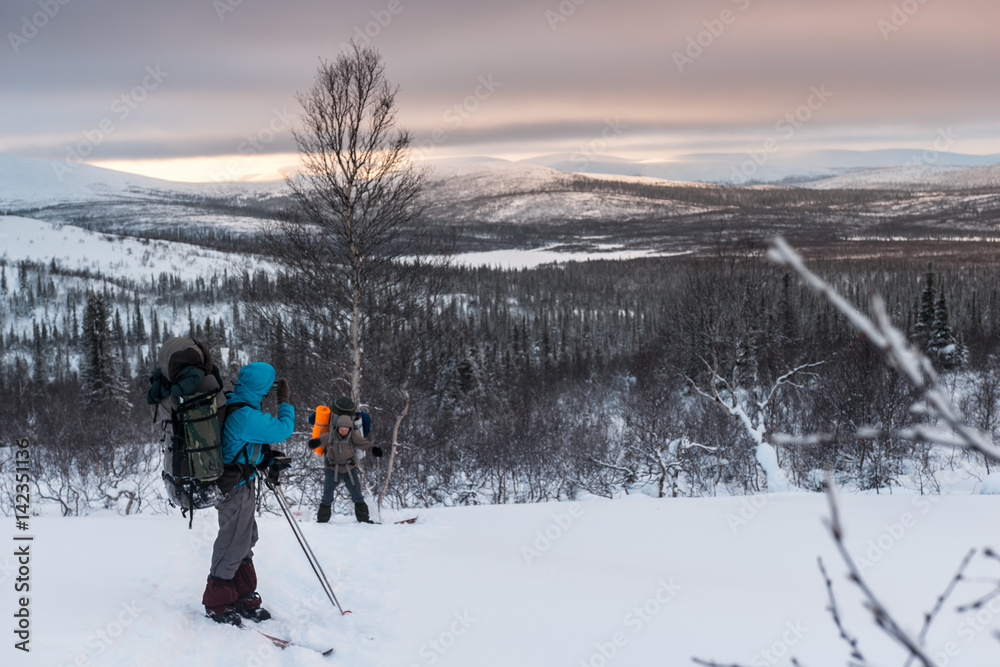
[222,362,295,484]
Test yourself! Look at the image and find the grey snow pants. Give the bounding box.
[209,478,259,580]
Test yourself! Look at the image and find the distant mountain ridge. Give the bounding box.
[4,148,999,213]
[523,149,1000,186]
[3,152,998,258]
[0,153,284,209]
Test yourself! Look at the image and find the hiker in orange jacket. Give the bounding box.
[309,413,381,523]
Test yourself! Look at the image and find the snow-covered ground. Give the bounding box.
[448,244,691,269]
[0,215,255,280]
[4,491,1000,666]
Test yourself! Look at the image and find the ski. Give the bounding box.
[253,627,335,656]
[371,516,418,525]
[208,615,335,656]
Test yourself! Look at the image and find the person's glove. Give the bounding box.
[258,445,284,469]
[276,378,291,405]
[266,452,291,486]
[258,444,274,467]
[308,438,322,450]
[371,446,383,457]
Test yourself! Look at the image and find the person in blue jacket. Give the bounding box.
[202,362,294,626]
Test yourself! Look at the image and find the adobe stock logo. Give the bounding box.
[520,504,583,565]
[8,0,72,54]
[52,66,170,181]
[413,75,502,160]
[730,85,834,184]
[578,578,682,667]
[546,0,589,31]
[672,0,751,74]
[572,118,628,171]
[878,0,933,40]
[338,0,413,50]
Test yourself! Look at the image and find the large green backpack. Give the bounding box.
[147,338,228,524]
[165,387,225,503]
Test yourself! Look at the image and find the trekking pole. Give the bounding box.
[265,479,350,615]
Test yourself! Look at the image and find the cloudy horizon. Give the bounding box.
[2,0,998,181]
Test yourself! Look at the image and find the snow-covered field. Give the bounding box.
[448,244,691,269]
[4,491,1000,666]
[0,215,255,281]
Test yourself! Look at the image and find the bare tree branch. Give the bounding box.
[823,476,938,667]
[818,556,867,665]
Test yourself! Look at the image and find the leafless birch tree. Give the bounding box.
[246,41,431,406]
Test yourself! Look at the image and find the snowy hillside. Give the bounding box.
[0,215,254,280]
[4,150,998,222]
[2,153,998,268]
[4,492,1000,666]
[803,164,1000,191]
[423,157,714,224]
[0,153,283,209]
[525,152,838,185]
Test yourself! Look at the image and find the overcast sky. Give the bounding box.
[2,0,998,180]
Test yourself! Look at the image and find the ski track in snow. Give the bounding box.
[5,493,1000,666]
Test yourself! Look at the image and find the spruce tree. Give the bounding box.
[931,290,952,350]
[80,292,130,407]
[930,287,963,368]
[31,321,47,388]
[914,265,935,344]
[150,308,160,349]
[131,292,146,343]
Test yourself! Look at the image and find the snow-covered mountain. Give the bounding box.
[0,154,720,234]
[4,150,998,222]
[524,149,1000,187]
[802,164,1000,191]
[3,153,998,261]
[4,148,999,215]
[0,153,283,209]
[421,157,713,225]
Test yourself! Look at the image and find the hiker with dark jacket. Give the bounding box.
[202,362,294,626]
[309,413,382,523]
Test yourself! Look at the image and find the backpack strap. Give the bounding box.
[217,401,259,492]
[221,400,252,422]
[191,338,214,375]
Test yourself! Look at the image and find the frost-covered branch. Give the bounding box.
[759,361,824,412]
[823,477,939,667]
[903,548,976,667]
[817,556,866,665]
[956,548,1000,615]
[685,354,819,492]
[588,456,638,480]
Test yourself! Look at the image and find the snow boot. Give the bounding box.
[317,504,332,523]
[354,501,374,524]
[203,575,242,626]
[233,558,271,623]
[237,592,271,622]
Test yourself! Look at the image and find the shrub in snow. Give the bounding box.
[979,472,1000,495]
